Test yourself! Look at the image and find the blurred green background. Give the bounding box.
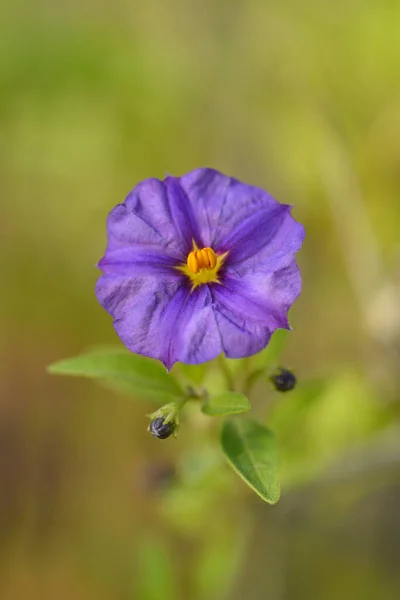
[1,1,400,598]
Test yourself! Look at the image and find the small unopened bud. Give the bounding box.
[149,417,176,439]
[271,368,297,392]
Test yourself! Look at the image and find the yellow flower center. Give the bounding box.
[176,243,228,289]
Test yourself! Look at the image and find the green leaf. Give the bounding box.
[97,378,159,402]
[221,418,280,504]
[202,392,250,416]
[47,349,183,401]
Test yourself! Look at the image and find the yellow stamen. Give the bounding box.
[187,251,198,274]
[176,243,228,289]
[187,247,217,274]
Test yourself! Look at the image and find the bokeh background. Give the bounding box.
[1,1,400,598]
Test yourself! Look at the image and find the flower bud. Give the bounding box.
[271,368,296,392]
[149,417,176,439]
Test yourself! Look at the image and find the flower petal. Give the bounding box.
[213,277,290,330]
[164,177,203,252]
[211,259,302,358]
[179,168,231,247]
[98,247,180,276]
[213,301,272,359]
[172,285,223,367]
[95,275,223,369]
[219,205,305,268]
[106,177,200,259]
[179,169,280,248]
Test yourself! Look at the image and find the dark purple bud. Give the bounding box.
[149,417,176,439]
[271,368,297,392]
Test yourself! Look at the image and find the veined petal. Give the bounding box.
[170,285,222,367]
[213,258,301,342]
[95,275,222,370]
[179,168,231,247]
[230,218,305,278]
[98,246,180,276]
[180,168,280,247]
[213,275,290,331]
[164,177,204,252]
[213,301,272,359]
[219,205,305,268]
[210,261,301,360]
[106,179,179,255]
[106,177,200,259]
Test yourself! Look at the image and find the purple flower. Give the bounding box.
[96,169,305,370]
